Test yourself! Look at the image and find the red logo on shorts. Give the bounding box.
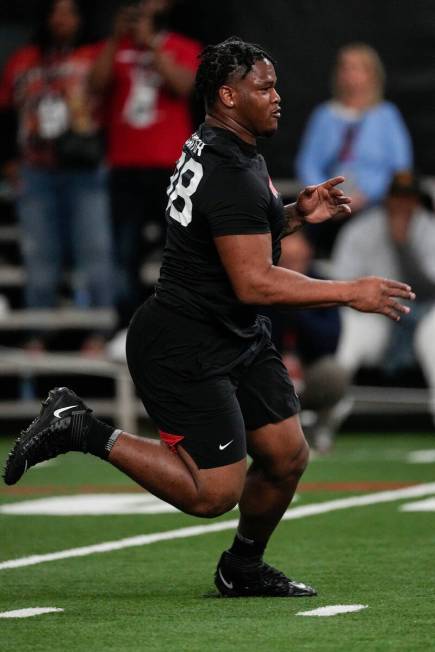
[159,430,185,453]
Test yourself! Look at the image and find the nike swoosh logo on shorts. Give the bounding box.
[54,405,78,418]
[218,568,233,590]
[219,440,234,451]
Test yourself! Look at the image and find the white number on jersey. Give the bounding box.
[166,152,204,226]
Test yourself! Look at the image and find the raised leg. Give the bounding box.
[108,432,247,518]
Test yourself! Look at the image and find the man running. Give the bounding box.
[4,37,414,598]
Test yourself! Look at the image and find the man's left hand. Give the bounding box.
[296,176,352,224]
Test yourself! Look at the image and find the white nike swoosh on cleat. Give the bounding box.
[219,440,234,451]
[218,568,233,590]
[53,405,78,418]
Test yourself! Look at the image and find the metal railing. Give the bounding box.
[0,347,142,433]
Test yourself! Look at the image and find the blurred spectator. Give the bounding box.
[90,0,201,329]
[295,43,413,255]
[268,233,349,453]
[0,0,114,353]
[333,171,435,426]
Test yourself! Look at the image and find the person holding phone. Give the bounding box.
[90,0,201,330]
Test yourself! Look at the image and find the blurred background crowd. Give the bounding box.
[0,0,434,451]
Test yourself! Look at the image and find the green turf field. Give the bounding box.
[1,430,434,651]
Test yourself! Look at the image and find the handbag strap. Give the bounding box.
[337,121,361,162]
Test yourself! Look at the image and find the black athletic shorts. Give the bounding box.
[126,297,300,469]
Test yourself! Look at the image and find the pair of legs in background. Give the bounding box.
[109,168,170,329]
[337,304,435,425]
[17,165,114,352]
[18,165,113,310]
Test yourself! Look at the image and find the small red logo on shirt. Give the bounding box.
[268,177,279,198]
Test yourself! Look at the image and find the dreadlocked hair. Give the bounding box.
[195,36,276,108]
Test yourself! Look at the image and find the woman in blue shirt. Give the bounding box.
[296,43,413,253]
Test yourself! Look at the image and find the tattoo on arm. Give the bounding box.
[281,203,306,238]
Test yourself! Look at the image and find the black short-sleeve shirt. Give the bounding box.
[155,123,285,345]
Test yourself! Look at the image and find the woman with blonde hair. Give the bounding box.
[332,43,385,107]
[296,43,412,251]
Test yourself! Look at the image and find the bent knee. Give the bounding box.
[190,491,240,519]
[284,440,309,478]
[265,439,310,483]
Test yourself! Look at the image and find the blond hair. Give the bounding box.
[332,43,386,107]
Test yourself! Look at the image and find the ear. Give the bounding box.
[218,84,236,109]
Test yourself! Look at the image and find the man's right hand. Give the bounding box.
[348,277,415,321]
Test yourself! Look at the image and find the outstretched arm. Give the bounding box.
[214,232,415,322]
[281,176,351,238]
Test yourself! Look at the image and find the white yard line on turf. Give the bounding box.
[1,482,435,572]
[0,608,64,618]
[297,605,368,617]
[400,497,435,512]
[406,449,435,464]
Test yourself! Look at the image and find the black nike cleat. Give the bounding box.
[214,551,317,598]
[3,387,92,486]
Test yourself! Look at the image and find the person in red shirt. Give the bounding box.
[90,0,201,328]
[0,0,114,353]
